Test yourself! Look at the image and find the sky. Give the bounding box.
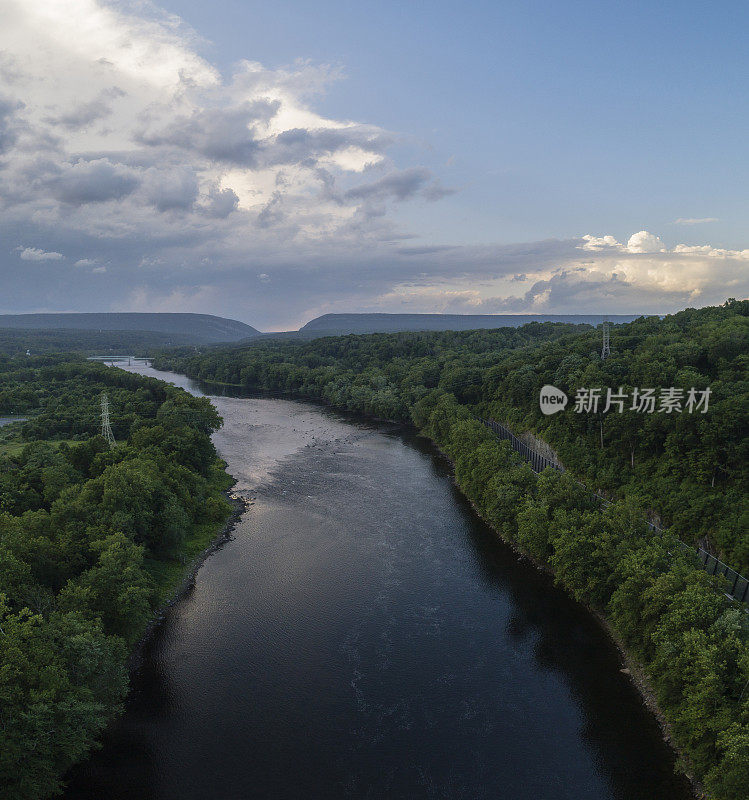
[1,0,748,330]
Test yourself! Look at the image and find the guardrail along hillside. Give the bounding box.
[481,417,749,606]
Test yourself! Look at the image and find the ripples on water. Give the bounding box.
[63,365,693,800]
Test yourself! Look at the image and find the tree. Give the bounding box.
[57,533,155,642]
[0,596,128,800]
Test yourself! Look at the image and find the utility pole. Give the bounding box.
[601,320,611,360]
[100,393,115,447]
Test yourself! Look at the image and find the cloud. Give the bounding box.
[0,1,744,328]
[74,258,106,273]
[141,166,198,211]
[625,230,666,253]
[421,179,457,202]
[674,217,719,225]
[264,125,393,170]
[45,86,125,130]
[362,232,749,321]
[344,167,449,203]
[580,234,622,251]
[16,246,64,261]
[0,96,24,153]
[200,185,239,218]
[0,0,449,306]
[50,158,141,204]
[582,231,666,254]
[136,100,278,166]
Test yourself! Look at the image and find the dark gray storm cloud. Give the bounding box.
[141,167,198,211]
[50,158,141,204]
[136,100,279,166]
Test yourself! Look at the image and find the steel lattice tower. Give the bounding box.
[100,392,115,447]
[601,320,611,360]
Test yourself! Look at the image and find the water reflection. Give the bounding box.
[63,366,693,800]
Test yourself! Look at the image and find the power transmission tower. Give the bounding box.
[601,320,611,360]
[100,393,115,447]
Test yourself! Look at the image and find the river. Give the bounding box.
[63,364,693,800]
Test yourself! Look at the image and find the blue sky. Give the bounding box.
[156,0,749,248]
[1,0,747,329]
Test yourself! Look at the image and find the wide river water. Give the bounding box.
[64,364,693,800]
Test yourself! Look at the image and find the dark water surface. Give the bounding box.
[64,365,693,800]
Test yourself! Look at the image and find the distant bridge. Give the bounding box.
[87,355,150,365]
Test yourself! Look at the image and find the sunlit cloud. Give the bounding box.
[16,246,64,261]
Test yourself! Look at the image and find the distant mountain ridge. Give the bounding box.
[299,312,644,335]
[0,311,649,348]
[0,313,259,344]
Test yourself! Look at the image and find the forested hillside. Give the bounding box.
[0,326,197,354]
[153,300,749,797]
[0,313,259,343]
[299,311,642,335]
[0,356,232,799]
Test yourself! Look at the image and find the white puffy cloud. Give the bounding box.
[625,230,666,253]
[580,234,622,251]
[16,246,64,261]
[0,1,442,237]
[74,258,106,272]
[583,231,667,254]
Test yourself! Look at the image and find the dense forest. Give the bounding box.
[0,355,233,799]
[154,300,749,798]
[0,326,197,354]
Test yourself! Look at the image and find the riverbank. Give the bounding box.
[0,355,255,800]
[426,436,702,798]
[488,522,702,798]
[128,458,247,671]
[594,612,703,796]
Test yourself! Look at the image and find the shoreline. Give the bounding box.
[434,444,703,799]
[127,486,249,673]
